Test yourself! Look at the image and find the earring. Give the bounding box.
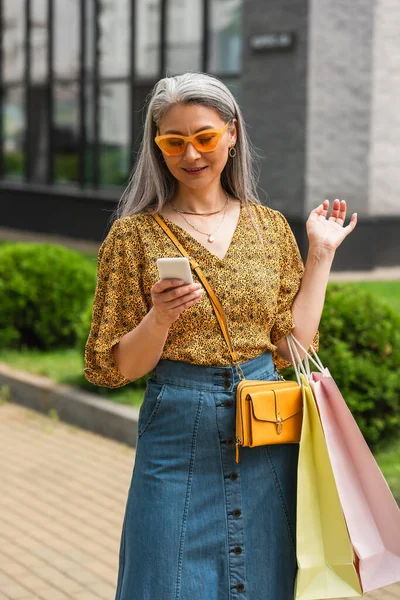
[229,146,237,158]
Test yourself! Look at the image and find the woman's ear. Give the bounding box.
[230,118,238,146]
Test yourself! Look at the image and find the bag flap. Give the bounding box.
[249,386,303,422]
[237,379,299,401]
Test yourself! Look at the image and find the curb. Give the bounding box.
[0,362,140,447]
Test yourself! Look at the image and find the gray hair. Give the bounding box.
[114,72,262,219]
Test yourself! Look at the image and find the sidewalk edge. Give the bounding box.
[0,362,140,447]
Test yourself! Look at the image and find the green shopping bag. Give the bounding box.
[295,376,362,599]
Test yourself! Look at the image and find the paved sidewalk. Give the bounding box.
[1,402,400,600]
[0,402,134,600]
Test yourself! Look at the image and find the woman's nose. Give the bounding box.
[183,142,202,161]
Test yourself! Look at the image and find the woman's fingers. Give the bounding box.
[166,288,204,310]
[151,279,204,320]
[163,282,202,303]
[342,212,358,236]
[328,199,347,224]
[152,278,185,294]
[312,198,352,227]
[312,199,329,218]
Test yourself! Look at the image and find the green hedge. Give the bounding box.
[282,283,400,448]
[0,243,96,349]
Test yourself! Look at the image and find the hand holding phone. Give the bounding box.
[151,257,203,327]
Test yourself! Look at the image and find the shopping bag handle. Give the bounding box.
[286,333,325,383]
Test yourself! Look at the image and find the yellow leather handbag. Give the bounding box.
[152,213,303,464]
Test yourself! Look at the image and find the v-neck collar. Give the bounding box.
[159,201,243,263]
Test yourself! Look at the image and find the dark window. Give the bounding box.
[0,0,242,187]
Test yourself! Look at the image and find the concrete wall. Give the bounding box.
[369,0,400,215]
[305,0,375,215]
[241,0,309,217]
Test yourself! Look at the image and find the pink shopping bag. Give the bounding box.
[311,370,400,593]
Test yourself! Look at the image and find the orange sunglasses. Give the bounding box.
[154,122,230,156]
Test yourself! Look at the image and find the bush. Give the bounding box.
[283,283,400,448]
[76,301,149,391]
[4,151,24,176]
[0,243,97,350]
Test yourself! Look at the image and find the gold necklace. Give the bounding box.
[173,194,230,243]
[170,193,229,216]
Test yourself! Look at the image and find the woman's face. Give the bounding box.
[156,103,237,192]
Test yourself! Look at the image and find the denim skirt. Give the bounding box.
[115,351,299,600]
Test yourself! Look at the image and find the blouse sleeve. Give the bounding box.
[269,210,319,371]
[84,218,149,388]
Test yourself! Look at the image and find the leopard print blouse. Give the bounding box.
[84,202,319,388]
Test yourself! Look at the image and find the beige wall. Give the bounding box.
[369,0,400,215]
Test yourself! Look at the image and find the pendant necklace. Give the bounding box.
[170,192,230,243]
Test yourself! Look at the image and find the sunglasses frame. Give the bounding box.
[154,122,231,156]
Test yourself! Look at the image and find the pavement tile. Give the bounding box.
[0,572,15,586]
[0,584,32,600]
[35,588,71,600]
[71,593,102,600]
[83,563,116,586]
[0,563,30,578]
[14,574,52,590]
[87,582,116,600]
[3,554,46,569]
[57,567,103,586]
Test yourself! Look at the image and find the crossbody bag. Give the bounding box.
[152,213,303,463]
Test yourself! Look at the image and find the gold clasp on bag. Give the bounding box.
[276,417,283,435]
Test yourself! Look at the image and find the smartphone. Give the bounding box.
[156,257,193,285]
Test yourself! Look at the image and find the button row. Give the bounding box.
[223,423,245,595]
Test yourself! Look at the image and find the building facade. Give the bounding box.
[0,0,399,270]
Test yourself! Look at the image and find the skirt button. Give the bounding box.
[236,583,245,592]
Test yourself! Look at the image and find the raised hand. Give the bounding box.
[306,199,357,252]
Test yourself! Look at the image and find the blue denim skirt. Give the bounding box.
[115,351,298,600]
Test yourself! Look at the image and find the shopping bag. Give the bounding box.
[294,374,362,599]
[311,370,400,593]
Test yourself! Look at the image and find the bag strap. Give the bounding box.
[151,213,241,367]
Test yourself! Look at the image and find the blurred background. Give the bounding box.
[0,0,399,270]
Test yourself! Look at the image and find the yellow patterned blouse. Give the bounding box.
[84,202,318,388]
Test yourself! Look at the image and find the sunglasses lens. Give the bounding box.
[156,128,225,155]
[193,132,220,152]
[158,137,185,155]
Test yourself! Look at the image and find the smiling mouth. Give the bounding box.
[182,166,208,173]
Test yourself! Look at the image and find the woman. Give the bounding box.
[84,72,357,600]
